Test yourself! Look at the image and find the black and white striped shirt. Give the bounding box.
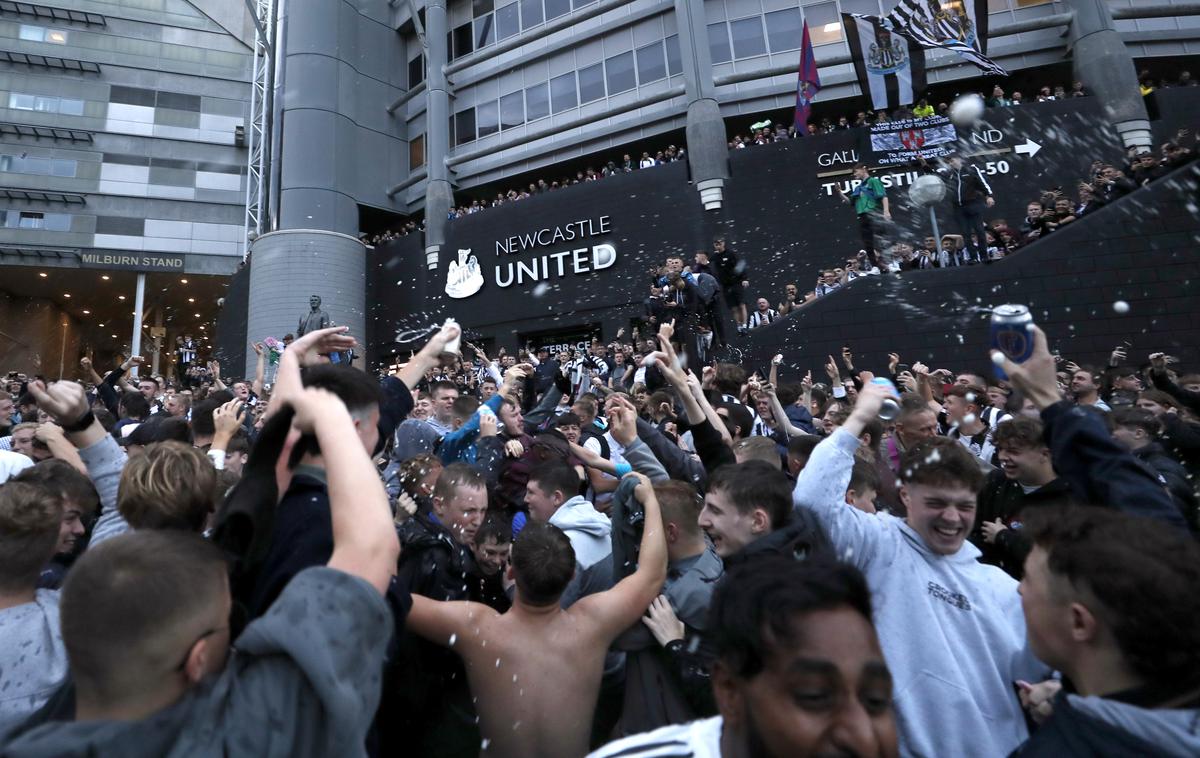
[588,716,721,757]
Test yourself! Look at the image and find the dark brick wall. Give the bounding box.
[740,163,1200,382]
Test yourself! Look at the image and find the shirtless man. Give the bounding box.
[405,472,667,758]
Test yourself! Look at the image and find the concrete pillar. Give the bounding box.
[274,0,361,232]
[1067,0,1152,152]
[673,0,729,210]
[245,229,367,369]
[424,0,453,269]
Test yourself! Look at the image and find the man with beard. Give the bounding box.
[590,556,899,758]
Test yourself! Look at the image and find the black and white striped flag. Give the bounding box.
[884,0,1007,77]
[843,13,927,112]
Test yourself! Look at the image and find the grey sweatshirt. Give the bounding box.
[793,428,1048,758]
[0,591,66,741]
[78,434,129,547]
[549,495,614,609]
[3,568,391,758]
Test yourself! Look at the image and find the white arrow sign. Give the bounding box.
[1014,139,1042,158]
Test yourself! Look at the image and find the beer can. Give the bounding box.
[870,377,901,421]
[990,304,1034,380]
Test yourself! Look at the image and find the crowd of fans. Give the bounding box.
[1,293,1198,756]
[360,73,1196,248]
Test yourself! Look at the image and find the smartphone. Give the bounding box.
[896,364,911,375]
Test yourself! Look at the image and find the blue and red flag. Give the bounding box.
[794,20,821,135]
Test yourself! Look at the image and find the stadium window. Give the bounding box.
[604,50,636,95]
[730,17,767,59]
[635,41,666,84]
[477,100,499,137]
[572,0,596,8]
[409,134,425,170]
[453,22,474,59]
[525,81,550,121]
[519,0,544,29]
[544,0,570,21]
[475,13,495,48]
[473,0,495,14]
[805,3,843,45]
[496,2,520,40]
[665,35,682,76]
[454,107,476,145]
[707,22,732,64]
[765,8,804,54]
[500,90,524,129]
[59,98,84,116]
[550,71,577,113]
[408,53,424,88]
[578,62,606,104]
[19,212,45,229]
[19,25,66,44]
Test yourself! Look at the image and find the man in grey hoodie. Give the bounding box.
[0,481,66,740]
[793,382,1048,757]
[526,460,614,608]
[1012,507,1200,757]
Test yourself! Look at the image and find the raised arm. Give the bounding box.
[251,342,266,396]
[792,383,895,568]
[577,473,667,639]
[395,322,459,391]
[996,329,1187,529]
[290,387,400,594]
[406,595,497,648]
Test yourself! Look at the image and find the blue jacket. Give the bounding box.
[438,394,504,465]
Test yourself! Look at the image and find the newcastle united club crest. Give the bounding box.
[867,29,908,75]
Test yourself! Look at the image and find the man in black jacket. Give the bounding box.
[711,238,748,331]
[1109,407,1198,529]
[972,417,1073,578]
[942,154,995,263]
[1013,507,1200,757]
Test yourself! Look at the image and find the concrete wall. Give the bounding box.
[0,292,84,379]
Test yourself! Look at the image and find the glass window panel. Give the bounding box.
[475,14,495,48]
[604,50,636,94]
[730,17,767,59]
[578,62,605,103]
[51,159,76,177]
[34,96,56,112]
[635,41,666,84]
[452,23,474,58]
[544,0,570,21]
[707,22,731,64]
[59,98,84,116]
[805,3,843,45]
[765,8,804,53]
[496,3,520,40]
[454,107,476,145]
[409,134,425,169]
[473,0,495,15]
[476,99,499,137]
[19,212,44,229]
[520,0,543,29]
[44,28,68,44]
[19,25,43,41]
[572,0,595,8]
[665,34,682,75]
[500,90,524,129]
[44,213,71,231]
[8,93,35,110]
[987,0,1009,10]
[550,71,577,113]
[841,0,878,14]
[525,81,549,121]
[408,54,424,88]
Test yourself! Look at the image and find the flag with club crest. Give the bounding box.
[843,13,927,112]
[794,20,821,135]
[884,0,1007,76]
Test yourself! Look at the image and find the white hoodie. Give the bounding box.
[0,590,66,740]
[793,428,1048,758]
